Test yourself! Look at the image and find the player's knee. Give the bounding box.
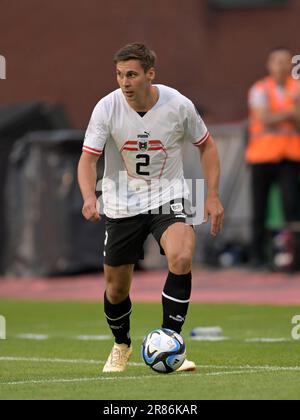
[106,277,130,304]
[106,285,129,304]
[104,266,132,304]
[168,252,193,274]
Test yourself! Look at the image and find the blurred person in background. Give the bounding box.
[246,47,300,269]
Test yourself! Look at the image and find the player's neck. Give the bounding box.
[126,85,159,113]
[271,74,289,87]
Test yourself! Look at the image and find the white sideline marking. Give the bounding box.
[2,357,300,372]
[13,334,142,342]
[75,335,112,341]
[190,337,229,342]
[245,338,290,343]
[0,357,105,365]
[1,357,300,374]
[13,333,295,344]
[198,364,300,372]
[0,376,157,386]
[0,367,299,386]
[0,356,145,367]
[16,334,49,341]
[206,370,262,377]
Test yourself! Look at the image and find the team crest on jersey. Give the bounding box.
[138,141,148,152]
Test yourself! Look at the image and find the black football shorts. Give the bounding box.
[103,199,193,267]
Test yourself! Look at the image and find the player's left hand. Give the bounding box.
[204,195,224,236]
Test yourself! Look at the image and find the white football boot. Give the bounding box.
[176,359,196,372]
[103,343,133,373]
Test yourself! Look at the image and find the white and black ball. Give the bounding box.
[142,328,186,374]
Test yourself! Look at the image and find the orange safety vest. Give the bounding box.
[246,76,300,164]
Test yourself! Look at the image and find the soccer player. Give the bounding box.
[78,43,224,373]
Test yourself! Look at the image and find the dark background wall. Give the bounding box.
[0,0,299,127]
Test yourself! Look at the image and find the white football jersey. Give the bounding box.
[83,84,209,218]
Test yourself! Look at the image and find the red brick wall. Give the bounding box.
[0,0,299,127]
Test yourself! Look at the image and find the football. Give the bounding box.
[141,328,186,373]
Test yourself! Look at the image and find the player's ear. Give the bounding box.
[147,67,155,82]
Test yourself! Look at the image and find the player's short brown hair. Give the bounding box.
[114,43,157,73]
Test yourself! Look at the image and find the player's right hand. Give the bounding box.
[82,196,101,222]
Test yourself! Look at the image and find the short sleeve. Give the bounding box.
[82,100,109,156]
[184,100,210,147]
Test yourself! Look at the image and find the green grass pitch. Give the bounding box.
[0,300,300,400]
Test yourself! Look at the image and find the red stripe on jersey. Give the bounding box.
[193,131,210,146]
[83,145,103,153]
[121,139,167,154]
[120,140,138,153]
[149,140,162,144]
[122,147,139,151]
[82,148,102,156]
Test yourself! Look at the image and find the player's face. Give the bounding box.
[267,51,293,83]
[116,60,155,102]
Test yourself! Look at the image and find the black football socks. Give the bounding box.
[104,292,132,347]
[162,271,192,334]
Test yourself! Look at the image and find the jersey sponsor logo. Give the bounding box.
[137,131,151,138]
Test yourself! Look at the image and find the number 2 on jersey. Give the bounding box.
[136,154,150,176]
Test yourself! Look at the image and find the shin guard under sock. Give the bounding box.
[162,271,192,334]
[104,292,132,346]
